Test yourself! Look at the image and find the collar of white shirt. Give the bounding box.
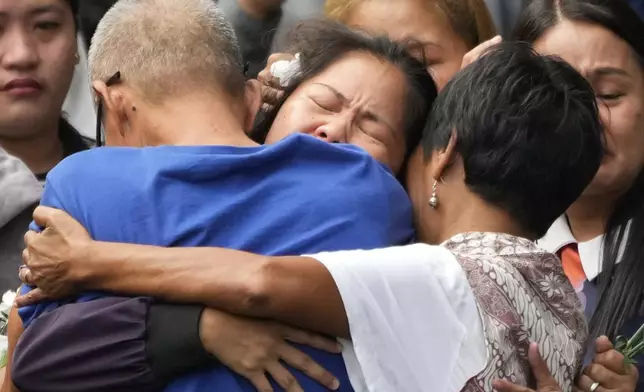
[537,215,629,281]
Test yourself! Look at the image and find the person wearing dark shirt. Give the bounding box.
[627,0,644,18]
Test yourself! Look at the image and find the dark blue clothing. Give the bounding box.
[17,133,414,392]
[627,0,644,19]
[576,280,644,391]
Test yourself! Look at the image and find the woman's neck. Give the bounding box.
[566,194,616,242]
[0,122,63,176]
[435,196,532,244]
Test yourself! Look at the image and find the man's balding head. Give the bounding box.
[89,0,245,103]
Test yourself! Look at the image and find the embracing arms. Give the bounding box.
[14,206,343,391]
[68,242,350,338]
[20,206,349,338]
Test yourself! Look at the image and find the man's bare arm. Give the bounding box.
[83,241,350,338]
[20,206,349,337]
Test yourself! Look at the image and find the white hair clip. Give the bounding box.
[270,53,302,87]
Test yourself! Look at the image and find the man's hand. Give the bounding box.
[200,308,341,392]
[493,343,563,392]
[576,336,638,392]
[15,206,92,307]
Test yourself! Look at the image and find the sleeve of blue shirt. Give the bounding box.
[12,154,215,391]
[18,176,69,327]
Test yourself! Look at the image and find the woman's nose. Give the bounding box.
[1,33,39,71]
[312,117,351,144]
[313,124,348,143]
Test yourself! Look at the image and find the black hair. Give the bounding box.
[55,0,90,152]
[423,41,604,239]
[252,19,438,177]
[514,0,644,340]
[67,0,79,17]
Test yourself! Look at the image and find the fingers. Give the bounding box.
[247,373,274,392]
[259,53,295,84]
[278,343,339,390]
[583,363,622,389]
[594,336,614,354]
[18,266,32,285]
[23,230,38,248]
[461,35,502,69]
[261,85,284,108]
[282,326,342,353]
[258,53,291,107]
[32,206,58,228]
[492,379,533,392]
[577,374,608,392]
[265,362,303,392]
[593,346,629,375]
[526,343,558,388]
[257,67,279,87]
[14,288,48,308]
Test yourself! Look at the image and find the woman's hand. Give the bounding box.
[257,52,294,110]
[199,308,341,392]
[494,338,639,392]
[15,206,92,307]
[576,336,638,392]
[493,343,563,392]
[460,35,502,69]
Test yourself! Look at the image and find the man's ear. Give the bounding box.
[92,80,128,138]
[242,79,263,134]
[92,80,108,106]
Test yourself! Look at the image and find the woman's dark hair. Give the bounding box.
[67,0,79,17]
[423,41,603,240]
[60,0,91,151]
[253,19,438,177]
[514,0,644,340]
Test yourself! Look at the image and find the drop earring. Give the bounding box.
[428,180,439,209]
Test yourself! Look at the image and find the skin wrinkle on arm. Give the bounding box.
[84,241,350,338]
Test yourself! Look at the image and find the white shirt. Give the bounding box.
[537,215,627,281]
[62,34,96,139]
[311,244,487,392]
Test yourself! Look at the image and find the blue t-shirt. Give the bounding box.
[19,133,414,392]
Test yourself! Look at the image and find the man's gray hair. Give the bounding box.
[88,0,245,102]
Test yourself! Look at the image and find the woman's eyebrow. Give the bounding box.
[588,66,631,79]
[313,83,346,102]
[313,83,396,135]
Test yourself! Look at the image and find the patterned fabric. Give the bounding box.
[443,233,588,391]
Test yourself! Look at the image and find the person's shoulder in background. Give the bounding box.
[271,0,325,49]
[0,149,41,292]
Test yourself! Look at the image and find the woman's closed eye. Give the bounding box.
[309,91,342,112]
[357,115,390,144]
[597,92,625,101]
